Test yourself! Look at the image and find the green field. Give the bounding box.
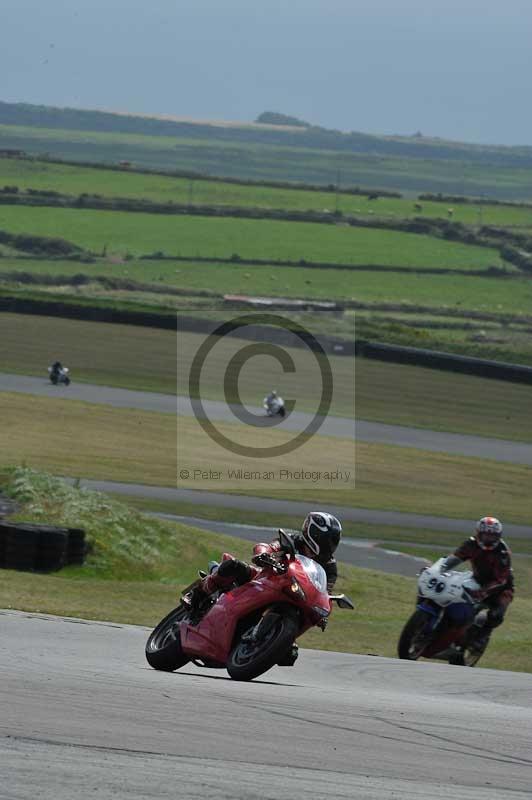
[0,204,504,269]
[3,122,532,200]
[0,152,531,365]
[5,256,532,332]
[2,156,532,226]
[172,264,529,308]
[4,258,532,310]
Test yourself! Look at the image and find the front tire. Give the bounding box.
[227,607,299,681]
[398,609,434,660]
[146,605,191,671]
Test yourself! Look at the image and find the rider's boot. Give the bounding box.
[463,611,491,654]
[185,559,253,615]
[186,573,225,612]
[186,565,245,611]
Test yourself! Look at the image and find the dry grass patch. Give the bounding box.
[0,393,176,485]
[177,414,532,522]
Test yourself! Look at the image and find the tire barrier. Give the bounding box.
[0,522,87,572]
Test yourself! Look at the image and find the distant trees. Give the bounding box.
[255,111,309,128]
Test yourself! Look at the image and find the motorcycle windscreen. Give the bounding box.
[296,555,328,594]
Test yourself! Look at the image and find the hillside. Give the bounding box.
[2,101,532,165]
[2,101,532,199]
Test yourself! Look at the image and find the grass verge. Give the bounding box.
[0,389,530,523]
[176,413,532,523]
[0,393,176,486]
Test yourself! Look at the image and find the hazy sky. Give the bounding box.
[2,0,531,146]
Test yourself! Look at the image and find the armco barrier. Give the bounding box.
[1,296,530,384]
[358,341,532,385]
[0,295,176,330]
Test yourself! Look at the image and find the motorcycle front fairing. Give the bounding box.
[415,597,477,659]
[179,557,331,664]
[414,561,479,658]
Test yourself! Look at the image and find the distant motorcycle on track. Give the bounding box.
[263,391,285,418]
[48,362,71,386]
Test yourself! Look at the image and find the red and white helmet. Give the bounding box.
[475,516,502,550]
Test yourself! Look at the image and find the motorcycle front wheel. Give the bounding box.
[398,609,434,660]
[145,604,191,671]
[227,608,299,681]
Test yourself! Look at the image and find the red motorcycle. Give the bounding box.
[146,530,355,681]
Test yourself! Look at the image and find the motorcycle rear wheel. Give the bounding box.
[398,609,433,660]
[227,608,298,681]
[145,604,191,671]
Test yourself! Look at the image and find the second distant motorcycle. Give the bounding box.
[48,361,71,386]
[263,390,285,418]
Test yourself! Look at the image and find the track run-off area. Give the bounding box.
[2,372,532,465]
[1,611,531,800]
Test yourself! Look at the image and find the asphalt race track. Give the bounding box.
[152,514,429,576]
[3,373,532,465]
[74,479,532,540]
[1,611,531,800]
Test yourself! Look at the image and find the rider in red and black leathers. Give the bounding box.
[189,511,341,603]
[186,512,341,666]
[440,516,514,646]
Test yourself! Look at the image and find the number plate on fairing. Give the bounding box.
[418,559,477,607]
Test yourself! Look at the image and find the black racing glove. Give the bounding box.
[252,552,276,568]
